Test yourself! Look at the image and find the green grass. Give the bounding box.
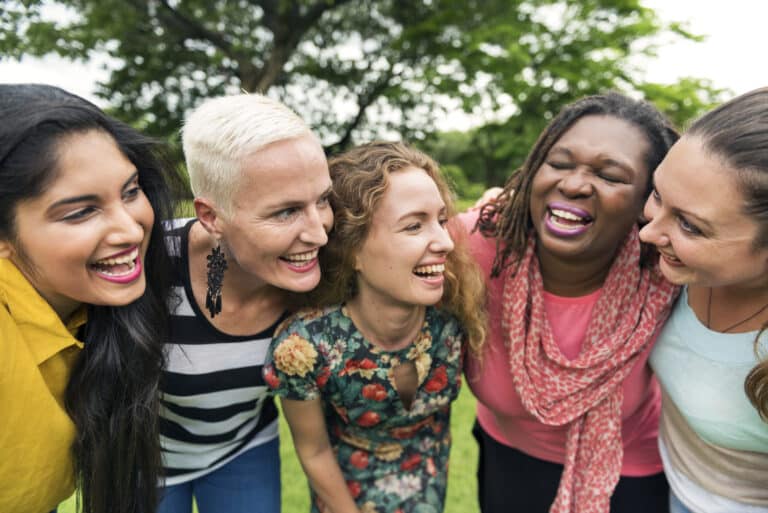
[59,386,479,512]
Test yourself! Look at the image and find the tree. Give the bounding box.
[1,0,723,190]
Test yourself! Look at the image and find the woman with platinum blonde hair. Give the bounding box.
[157,93,333,513]
[264,141,486,513]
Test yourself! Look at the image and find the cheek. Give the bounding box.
[608,188,645,220]
[135,194,155,231]
[642,196,656,220]
[321,207,334,231]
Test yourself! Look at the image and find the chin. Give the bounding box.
[280,276,321,293]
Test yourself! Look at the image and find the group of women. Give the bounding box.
[0,80,766,513]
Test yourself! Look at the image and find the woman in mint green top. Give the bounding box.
[650,287,767,452]
[640,88,768,513]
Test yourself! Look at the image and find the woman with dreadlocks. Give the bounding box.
[462,92,680,513]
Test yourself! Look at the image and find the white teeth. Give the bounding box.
[550,208,587,222]
[94,248,139,267]
[414,264,445,275]
[96,262,136,277]
[283,249,318,262]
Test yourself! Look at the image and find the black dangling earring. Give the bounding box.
[205,244,227,318]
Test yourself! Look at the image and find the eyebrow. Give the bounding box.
[653,182,714,230]
[396,206,447,223]
[265,185,333,210]
[47,171,139,211]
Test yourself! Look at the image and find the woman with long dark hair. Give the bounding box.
[0,83,178,513]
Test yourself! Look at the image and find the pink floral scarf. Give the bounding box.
[501,226,678,513]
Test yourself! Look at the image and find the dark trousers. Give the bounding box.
[473,421,670,513]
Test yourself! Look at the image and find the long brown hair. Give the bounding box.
[687,87,768,421]
[316,141,486,355]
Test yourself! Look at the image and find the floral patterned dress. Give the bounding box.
[264,305,465,513]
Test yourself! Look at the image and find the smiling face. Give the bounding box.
[0,130,154,319]
[529,114,651,267]
[353,167,455,308]
[640,135,768,289]
[216,134,333,293]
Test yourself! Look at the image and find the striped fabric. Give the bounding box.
[160,218,280,486]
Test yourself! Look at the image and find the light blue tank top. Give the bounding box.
[650,287,768,452]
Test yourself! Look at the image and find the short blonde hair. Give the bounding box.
[182,93,312,214]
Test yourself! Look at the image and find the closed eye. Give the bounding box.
[122,185,142,201]
[62,207,98,222]
[598,172,624,184]
[677,214,703,236]
[318,191,332,207]
[404,222,422,232]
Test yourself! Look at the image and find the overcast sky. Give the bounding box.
[0,0,765,110]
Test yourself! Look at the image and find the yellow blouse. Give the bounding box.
[0,258,85,513]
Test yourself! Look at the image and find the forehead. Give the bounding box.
[656,136,745,212]
[373,167,444,222]
[554,115,650,168]
[43,130,134,196]
[233,134,330,207]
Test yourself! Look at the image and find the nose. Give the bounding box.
[299,204,333,247]
[638,196,669,248]
[105,204,147,247]
[558,166,594,197]
[431,223,455,254]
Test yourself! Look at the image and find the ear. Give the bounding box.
[194,197,225,239]
[0,240,12,259]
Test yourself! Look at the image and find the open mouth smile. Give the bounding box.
[281,249,320,272]
[545,203,593,237]
[91,247,143,283]
[413,263,445,278]
[659,251,684,267]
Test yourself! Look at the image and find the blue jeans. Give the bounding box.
[158,438,281,513]
[670,491,694,513]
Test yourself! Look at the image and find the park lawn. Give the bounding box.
[58,385,479,513]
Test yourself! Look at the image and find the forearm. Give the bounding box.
[281,397,359,513]
[295,444,359,513]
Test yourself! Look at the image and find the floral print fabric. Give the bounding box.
[264,305,465,513]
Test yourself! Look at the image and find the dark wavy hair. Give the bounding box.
[0,84,179,513]
[686,87,768,421]
[316,141,486,355]
[477,91,679,277]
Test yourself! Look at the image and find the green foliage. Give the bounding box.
[637,77,727,131]
[2,0,723,193]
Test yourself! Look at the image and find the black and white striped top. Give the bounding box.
[160,218,280,485]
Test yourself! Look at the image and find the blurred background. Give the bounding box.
[2,2,765,511]
[2,0,765,206]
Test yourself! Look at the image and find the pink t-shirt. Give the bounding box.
[459,210,663,476]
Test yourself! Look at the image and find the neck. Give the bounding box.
[537,247,615,297]
[346,292,426,350]
[690,282,768,333]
